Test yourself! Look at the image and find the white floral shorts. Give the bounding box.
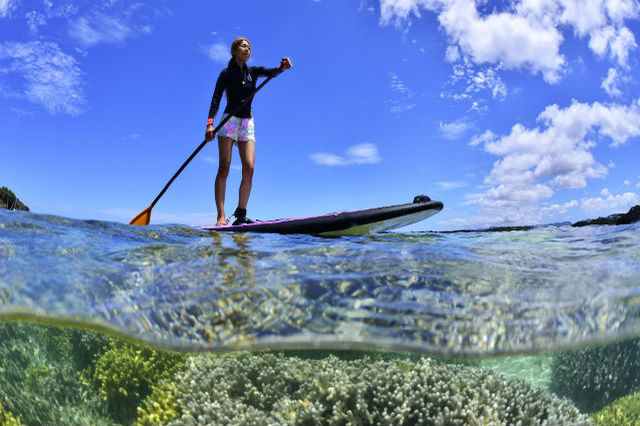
[218,114,255,143]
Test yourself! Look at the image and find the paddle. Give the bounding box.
[130,69,283,226]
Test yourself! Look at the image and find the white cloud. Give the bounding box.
[588,26,637,66]
[441,60,507,104]
[581,188,640,211]
[559,0,607,36]
[469,101,487,112]
[473,68,507,99]
[381,0,566,82]
[485,183,555,202]
[379,0,639,83]
[605,0,639,23]
[359,0,376,13]
[390,103,417,113]
[26,10,46,33]
[379,0,424,25]
[205,42,229,64]
[541,200,579,214]
[465,99,640,224]
[388,72,417,112]
[0,41,87,115]
[543,100,640,147]
[624,180,630,185]
[602,67,623,97]
[469,129,496,146]
[0,0,16,18]
[463,192,546,225]
[445,44,460,62]
[347,143,382,164]
[609,27,637,66]
[441,3,566,83]
[309,153,347,166]
[69,14,135,47]
[1,3,160,115]
[439,119,470,140]
[389,71,410,93]
[310,143,381,166]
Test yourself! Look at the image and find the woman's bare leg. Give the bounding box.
[237,141,255,211]
[215,137,234,225]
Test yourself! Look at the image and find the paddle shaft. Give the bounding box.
[146,71,281,211]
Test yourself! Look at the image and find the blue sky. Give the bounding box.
[1,0,639,231]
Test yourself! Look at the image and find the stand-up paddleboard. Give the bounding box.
[202,195,443,236]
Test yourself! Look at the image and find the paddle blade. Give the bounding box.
[130,206,152,226]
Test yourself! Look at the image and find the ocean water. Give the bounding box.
[1,209,640,425]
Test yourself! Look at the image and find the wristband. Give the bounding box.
[207,118,213,126]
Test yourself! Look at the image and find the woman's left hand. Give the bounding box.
[280,57,292,70]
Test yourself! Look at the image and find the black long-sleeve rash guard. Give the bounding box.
[208,60,280,122]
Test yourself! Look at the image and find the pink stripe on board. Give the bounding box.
[203,211,349,230]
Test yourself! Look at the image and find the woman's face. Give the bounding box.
[234,40,251,62]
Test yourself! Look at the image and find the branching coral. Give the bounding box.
[136,381,182,426]
[0,397,22,426]
[85,339,186,424]
[143,352,589,425]
[590,391,640,426]
[551,337,640,412]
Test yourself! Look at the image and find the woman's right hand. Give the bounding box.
[205,124,215,142]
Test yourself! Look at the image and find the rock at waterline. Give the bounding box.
[0,187,29,211]
[572,205,640,227]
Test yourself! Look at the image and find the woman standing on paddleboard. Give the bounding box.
[205,38,292,226]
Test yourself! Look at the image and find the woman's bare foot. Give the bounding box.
[216,217,228,226]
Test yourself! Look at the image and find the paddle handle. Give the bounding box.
[147,70,282,210]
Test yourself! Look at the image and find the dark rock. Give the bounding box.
[0,187,29,211]
[572,205,640,227]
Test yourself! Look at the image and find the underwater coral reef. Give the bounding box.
[551,337,640,412]
[4,321,640,425]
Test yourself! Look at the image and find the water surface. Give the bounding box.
[1,209,639,357]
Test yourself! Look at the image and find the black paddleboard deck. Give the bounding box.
[202,197,443,236]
